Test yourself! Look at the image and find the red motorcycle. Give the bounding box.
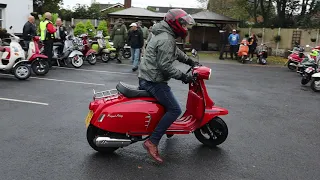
[79,33,96,65]
[85,63,229,153]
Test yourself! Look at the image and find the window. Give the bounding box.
[0,9,2,28]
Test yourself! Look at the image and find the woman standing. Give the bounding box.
[248,33,258,60]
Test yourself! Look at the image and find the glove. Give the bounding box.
[186,58,199,67]
[180,73,194,84]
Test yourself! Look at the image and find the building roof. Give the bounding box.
[147,6,203,15]
[108,7,239,23]
[109,7,165,18]
[191,10,238,22]
[98,3,124,12]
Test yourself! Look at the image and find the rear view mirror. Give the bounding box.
[191,48,199,62]
[9,26,12,30]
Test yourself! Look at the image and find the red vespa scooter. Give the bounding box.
[79,33,96,65]
[85,58,229,153]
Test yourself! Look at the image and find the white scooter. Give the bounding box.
[42,28,84,68]
[0,27,31,80]
[310,72,320,92]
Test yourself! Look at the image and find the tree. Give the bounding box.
[72,4,90,19]
[74,22,87,36]
[147,7,156,12]
[87,3,102,19]
[33,0,63,14]
[59,8,73,21]
[97,20,108,37]
[85,20,95,37]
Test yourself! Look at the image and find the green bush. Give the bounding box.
[74,22,87,36]
[97,20,108,37]
[85,20,95,37]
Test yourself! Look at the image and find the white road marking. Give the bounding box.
[0,74,105,86]
[55,66,135,75]
[0,97,49,106]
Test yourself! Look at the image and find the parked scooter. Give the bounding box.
[91,31,117,63]
[287,45,305,71]
[300,53,319,85]
[237,39,250,64]
[310,72,320,92]
[0,27,31,80]
[84,50,229,154]
[79,32,96,65]
[256,43,268,65]
[26,36,50,75]
[120,44,131,59]
[50,28,84,68]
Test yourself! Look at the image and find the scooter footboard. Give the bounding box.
[200,107,229,127]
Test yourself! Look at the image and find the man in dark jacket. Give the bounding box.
[127,23,144,72]
[219,27,229,60]
[138,9,197,163]
[54,18,67,55]
[22,16,36,51]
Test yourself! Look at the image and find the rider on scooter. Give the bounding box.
[138,9,198,163]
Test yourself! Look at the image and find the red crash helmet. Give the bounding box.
[164,9,195,39]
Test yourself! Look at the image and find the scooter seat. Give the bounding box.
[116,82,152,98]
[53,42,64,46]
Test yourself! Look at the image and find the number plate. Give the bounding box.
[85,110,94,128]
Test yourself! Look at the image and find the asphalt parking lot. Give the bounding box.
[0,59,319,180]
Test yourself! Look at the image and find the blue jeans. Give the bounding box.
[131,48,140,68]
[139,78,182,145]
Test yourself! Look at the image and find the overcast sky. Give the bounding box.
[62,0,205,9]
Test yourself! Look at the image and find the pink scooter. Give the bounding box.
[25,36,50,75]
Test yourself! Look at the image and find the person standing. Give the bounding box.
[54,18,67,55]
[22,16,36,51]
[248,32,258,60]
[137,21,149,58]
[40,12,56,68]
[228,29,240,60]
[110,18,127,64]
[127,23,144,72]
[219,27,229,60]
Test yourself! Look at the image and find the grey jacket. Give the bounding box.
[138,21,189,83]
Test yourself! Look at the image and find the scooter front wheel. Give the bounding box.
[194,117,228,147]
[87,125,119,153]
[86,54,97,65]
[31,59,49,76]
[70,55,83,68]
[311,78,320,92]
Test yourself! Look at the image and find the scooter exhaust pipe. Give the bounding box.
[289,63,297,67]
[94,136,132,148]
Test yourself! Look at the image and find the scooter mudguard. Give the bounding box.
[90,97,165,134]
[200,107,229,127]
[68,50,83,58]
[85,49,96,56]
[29,54,48,61]
[312,73,320,78]
[13,60,30,68]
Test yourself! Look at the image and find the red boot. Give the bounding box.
[143,139,163,163]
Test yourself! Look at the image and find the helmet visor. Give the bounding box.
[180,14,196,29]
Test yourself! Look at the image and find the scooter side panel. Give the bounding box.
[91,98,165,134]
[312,73,320,78]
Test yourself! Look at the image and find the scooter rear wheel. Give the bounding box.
[87,125,119,153]
[194,117,228,147]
